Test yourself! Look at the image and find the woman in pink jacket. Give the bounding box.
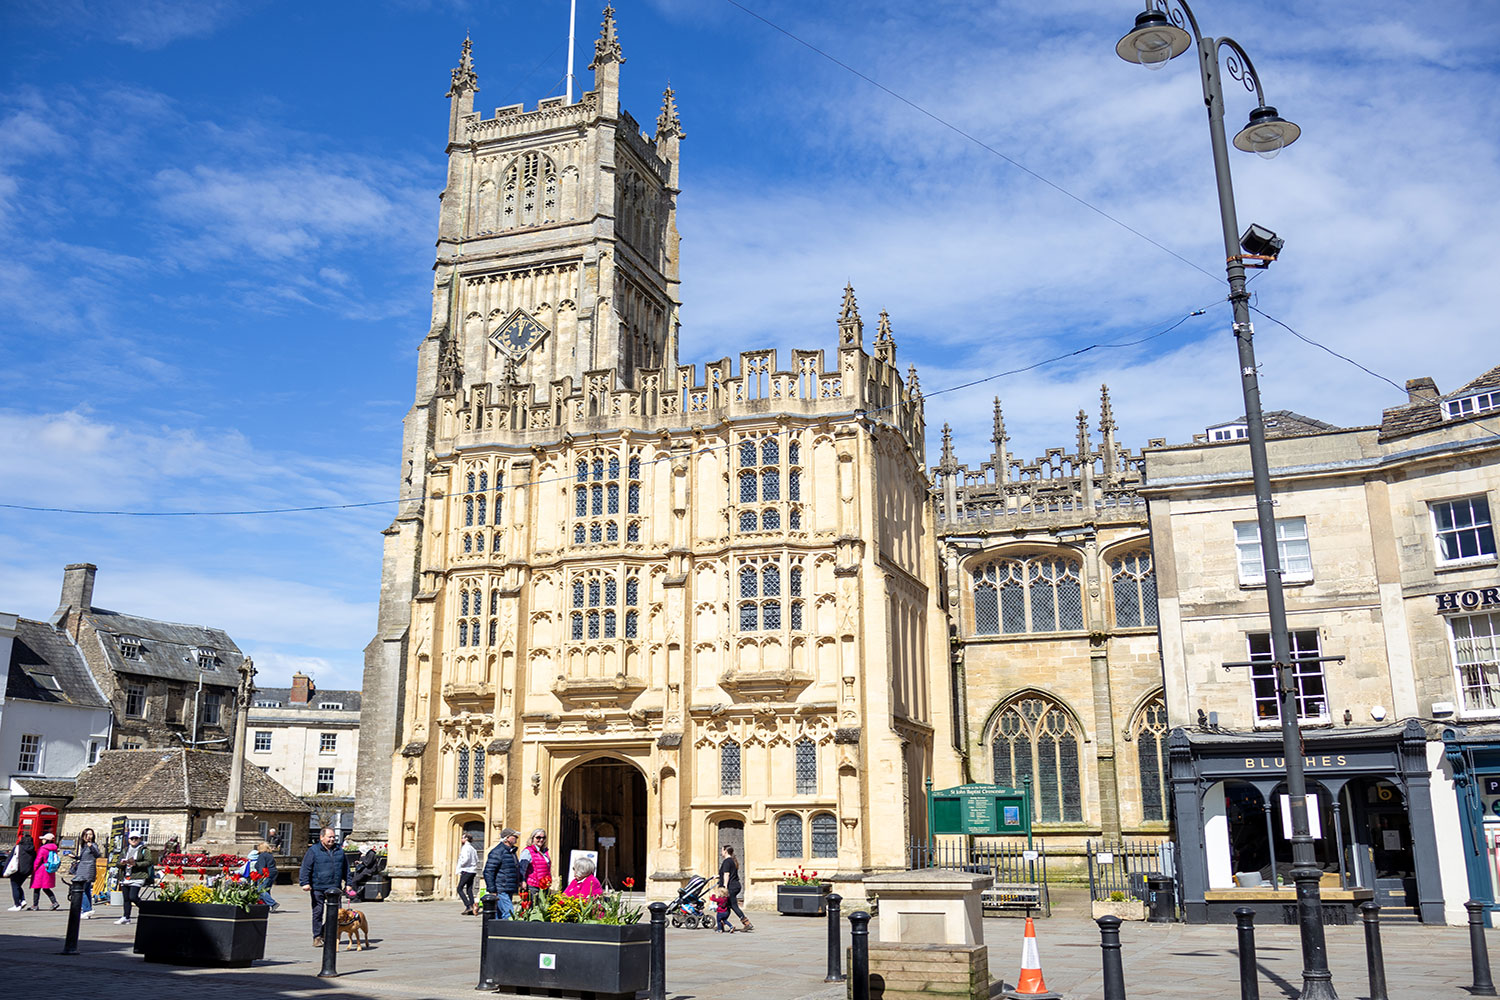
[31,833,60,910]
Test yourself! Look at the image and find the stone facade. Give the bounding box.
[931,392,1171,864]
[357,9,957,903]
[247,673,361,846]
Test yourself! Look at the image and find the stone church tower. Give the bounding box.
[356,7,957,903]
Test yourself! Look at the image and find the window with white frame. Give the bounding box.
[254,699,282,708]
[1451,612,1500,714]
[316,767,336,794]
[320,732,337,753]
[737,554,805,632]
[319,702,344,710]
[17,734,41,773]
[1208,424,1248,442]
[194,646,218,670]
[1446,391,1500,420]
[126,818,150,841]
[1432,496,1496,565]
[122,740,143,750]
[88,741,101,765]
[254,730,272,752]
[119,636,142,659]
[124,684,146,718]
[972,556,1084,635]
[1248,630,1328,723]
[1235,517,1313,585]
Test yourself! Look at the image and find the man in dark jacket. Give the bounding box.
[482,828,521,919]
[299,827,349,945]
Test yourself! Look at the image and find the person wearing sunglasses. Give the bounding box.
[518,829,551,891]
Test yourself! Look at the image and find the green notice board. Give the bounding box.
[929,783,1030,836]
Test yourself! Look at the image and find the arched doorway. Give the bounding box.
[559,758,647,890]
[716,817,745,900]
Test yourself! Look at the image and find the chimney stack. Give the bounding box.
[291,672,315,704]
[59,563,97,613]
[1406,377,1438,405]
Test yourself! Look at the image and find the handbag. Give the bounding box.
[2,849,17,878]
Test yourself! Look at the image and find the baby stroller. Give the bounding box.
[666,875,714,929]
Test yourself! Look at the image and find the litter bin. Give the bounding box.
[1146,873,1176,923]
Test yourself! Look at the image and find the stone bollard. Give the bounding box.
[1096,914,1126,1000]
[1469,900,1498,996]
[825,892,845,982]
[1359,902,1387,1000]
[850,910,871,1000]
[318,894,340,977]
[649,901,668,1000]
[1234,907,1259,1000]
[475,893,498,991]
[60,880,85,956]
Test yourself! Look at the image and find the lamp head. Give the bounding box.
[1234,105,1301,158]
[1240,223,1284,260]
[1116,8,1191,70]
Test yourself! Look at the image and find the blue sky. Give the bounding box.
[2,0,1497,689]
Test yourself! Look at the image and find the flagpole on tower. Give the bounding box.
[566,0,578,103]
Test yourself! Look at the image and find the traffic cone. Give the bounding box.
[1001,916,1062,999]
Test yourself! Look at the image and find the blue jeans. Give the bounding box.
[494,892,513,919]
[310,888,337,938]
[260,891,278,908]
[80,889,93,914]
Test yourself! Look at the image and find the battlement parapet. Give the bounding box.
[463,92,600,142]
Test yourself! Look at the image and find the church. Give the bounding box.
[352,7,957,903]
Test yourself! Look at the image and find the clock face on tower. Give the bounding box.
[488,308,549,361]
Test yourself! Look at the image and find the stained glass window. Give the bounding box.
[810,813,837,857]
[739,511,757,531]
[456,747,470,799]
[458,621,468,646]
[1133,697,1168,822]
[1111,551,1158,628]
[473,747,485,799]
[762,508,780,530]
[991,695,1083,823]
[625,610,639,638]
[775,814,803,857]
[721,740,741,795]
[572,614,583,640]
[465,496,474,526]
[972,558,1083,635]
[576,488,587,517]
[795,737,816,794]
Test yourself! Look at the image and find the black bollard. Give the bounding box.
[825,892,845,982]
[318,893,340,977]
[1097,914,1126,1000]
[649,901,668,1000]
[476,893,498,991]
[850,910,871,1000]
[60,880,85,956]
[1359,902,1387,1000]
[1234,907,1259,1000]
[1469,900,1497,996]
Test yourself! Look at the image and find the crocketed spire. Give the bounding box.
[655,84,684,140]
[590,4,625,68]
[447,34,478,97]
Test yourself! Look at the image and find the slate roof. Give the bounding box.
[70,749,309,813]
[1381,365,1500,441]
[83,608,243,687]
[1208,410,1339,439]
[251,687,362,713]
[11,778,78,800]
[6,617,109,709]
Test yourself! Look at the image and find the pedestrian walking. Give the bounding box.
[116,831,152,924]
[717,845,753,931]
[251,840,280,911]
[298,826,349,946]
[31,833,61,910]
[456,833,480,914]
[482,828,522,919]
[519,828,551,890]
[70,828,103,919]
[4,834,36,911]
[708,887,735,933]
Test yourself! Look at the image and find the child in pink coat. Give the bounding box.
[31,833,60,910]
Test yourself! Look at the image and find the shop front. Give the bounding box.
[1441,725,1500,923]
[1169,720,1444,924]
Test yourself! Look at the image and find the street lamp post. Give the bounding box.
[1115,4,1333,999]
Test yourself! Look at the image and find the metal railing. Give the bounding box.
[1085,839,1176,902]
[906,837,1051,916]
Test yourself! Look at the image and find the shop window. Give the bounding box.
[721,740,742,796]
[1248,630,1328,723]
[1432,496,1496,564]
[1451,612,1500,714]
[1131,697,1169,823]
[775,813,803,858]
[1235,517,1312,585]
[991,695,1083,823]
[810,813,837,857]
[972,556,1083,635]
[1110,551,1158,628]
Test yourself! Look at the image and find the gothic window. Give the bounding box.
[458,620,469,647]
[991,695,1083,823]
[473,746,486,800]
[735,432,802,533]
[1111,551,1158,628]
[625,610,639,638]
[488,619,498,645]
[627,521,640,542]
[463,533,473,553]
[465,496,474,526]
[491,590,500,615]
[576,488,588,517]
[607,521,619,542]
[739,511,757,532]
[1132,696,1169,823]
[456,746,470,799]
[721,740,742,795]
[810,813,837,857]
[590,523,602,543]
[762,508,781,530]
[628,483,640,514]
[477,495,486,526]
[775,813,803,857]
[575,525,586,544]
[795,737,816,794]
[571,447,644,547]
[972,556,1084,635]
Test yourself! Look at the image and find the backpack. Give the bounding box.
[45,849,62,874]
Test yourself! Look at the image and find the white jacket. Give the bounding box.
[457,842,479,874]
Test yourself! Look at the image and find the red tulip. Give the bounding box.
[622,877,635,889]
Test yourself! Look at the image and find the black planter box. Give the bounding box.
[362,874,392,902]
[482,919,650,999]
[776,883,832,916]
[133,900,269,967]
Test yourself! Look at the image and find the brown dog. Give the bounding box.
[337,907,369,951]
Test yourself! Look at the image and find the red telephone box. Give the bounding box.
[16,804,59,849]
